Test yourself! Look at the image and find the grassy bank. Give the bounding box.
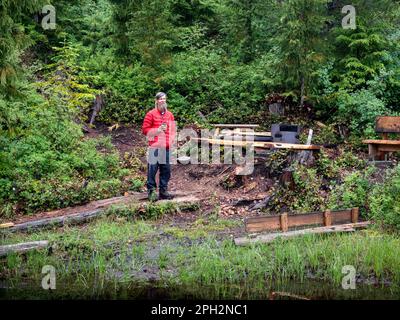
[2,214,400,299]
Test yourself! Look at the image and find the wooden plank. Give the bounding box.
[193,138,321,150]
[351,207,359,223]
[376,116,400,133]
[212,124,259,129]
[378,145,400,152]
[324,210,332,226]
[219,131,272,137]
[280,213,288,232]
[235,222,371,246]
[0,241,49,257]
[245,209,354,233]
[363,139,400,145]
[368,143,378,161]
[289,212,323,227]
[246,215,281,233]
[0,223,14,229]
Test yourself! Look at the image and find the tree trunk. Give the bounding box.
[300,75,305,108]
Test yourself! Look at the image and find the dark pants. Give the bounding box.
[147,148,171,193]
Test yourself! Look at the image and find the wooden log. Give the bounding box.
[5,209,104,233]
[0,241,49,257]
[3,195,201,233]
[235,222,371,246]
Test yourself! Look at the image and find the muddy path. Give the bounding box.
[85,122,274,219]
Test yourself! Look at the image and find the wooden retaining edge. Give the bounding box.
[1,195,201,233]
[0,241,49,257]
[234,221,371,246]
[245,208,359,233]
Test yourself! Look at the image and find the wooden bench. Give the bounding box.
[363,116,400,160]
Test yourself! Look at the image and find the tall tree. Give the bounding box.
[0,0,46,95]
[273,0,330,108]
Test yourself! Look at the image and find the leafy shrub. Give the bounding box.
[336,89,390,139]
[328,167,375,216]
[369,165,400,231]
[0,88,128,216]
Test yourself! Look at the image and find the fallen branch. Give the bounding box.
[0,241,49,257]
[234,221,371,246]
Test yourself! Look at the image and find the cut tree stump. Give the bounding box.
[0,241,49,257]
[234,221,371,246]
[2,194,201,233]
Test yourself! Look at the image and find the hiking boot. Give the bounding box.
[148,190,158,202]
[159,189,174,200]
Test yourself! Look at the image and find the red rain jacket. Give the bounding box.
[142,108,176,149]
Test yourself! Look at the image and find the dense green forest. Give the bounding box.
[3,0,400,300]
[1,0,400,221]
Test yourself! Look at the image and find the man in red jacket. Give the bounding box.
[142,92,176,201]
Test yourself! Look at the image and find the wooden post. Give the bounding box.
[368,144,378,161]
[280,213,288,232]
[351,207,359,223]
[323,210,332,226]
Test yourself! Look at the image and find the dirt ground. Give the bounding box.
[3,122,274,225]
[87,122,273,218]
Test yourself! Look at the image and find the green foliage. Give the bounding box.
[0,87,127,216]
[369,165,400,231]
[336,89,391,139]
[328,167,375,216]
[0,0,47,95]
[128,178,145,192]
[105,201,187,220]
[36,41,101,123]
[162,46,268,124]
[272,0,330,107]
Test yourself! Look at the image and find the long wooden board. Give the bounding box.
[192,138,321,150]
[235,222,371,246]
[245,208,359,233]
[212,124,260,129]
[363,139,400,145]
[376,116,400,133]
[219,131,272,137]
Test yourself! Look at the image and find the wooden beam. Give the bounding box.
[323,210,332,226]
[192,138,321,150]
[378,145,400,152]
[245,209,357,233]
[212,124,259,129]
[363,139,400,145]
[235,222,371,246]
[280,213,288,232]
[0,241,49,257]
[351,207,359,223]
[219,131,272,137]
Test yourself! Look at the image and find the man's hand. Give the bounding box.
[157,123,167,134]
